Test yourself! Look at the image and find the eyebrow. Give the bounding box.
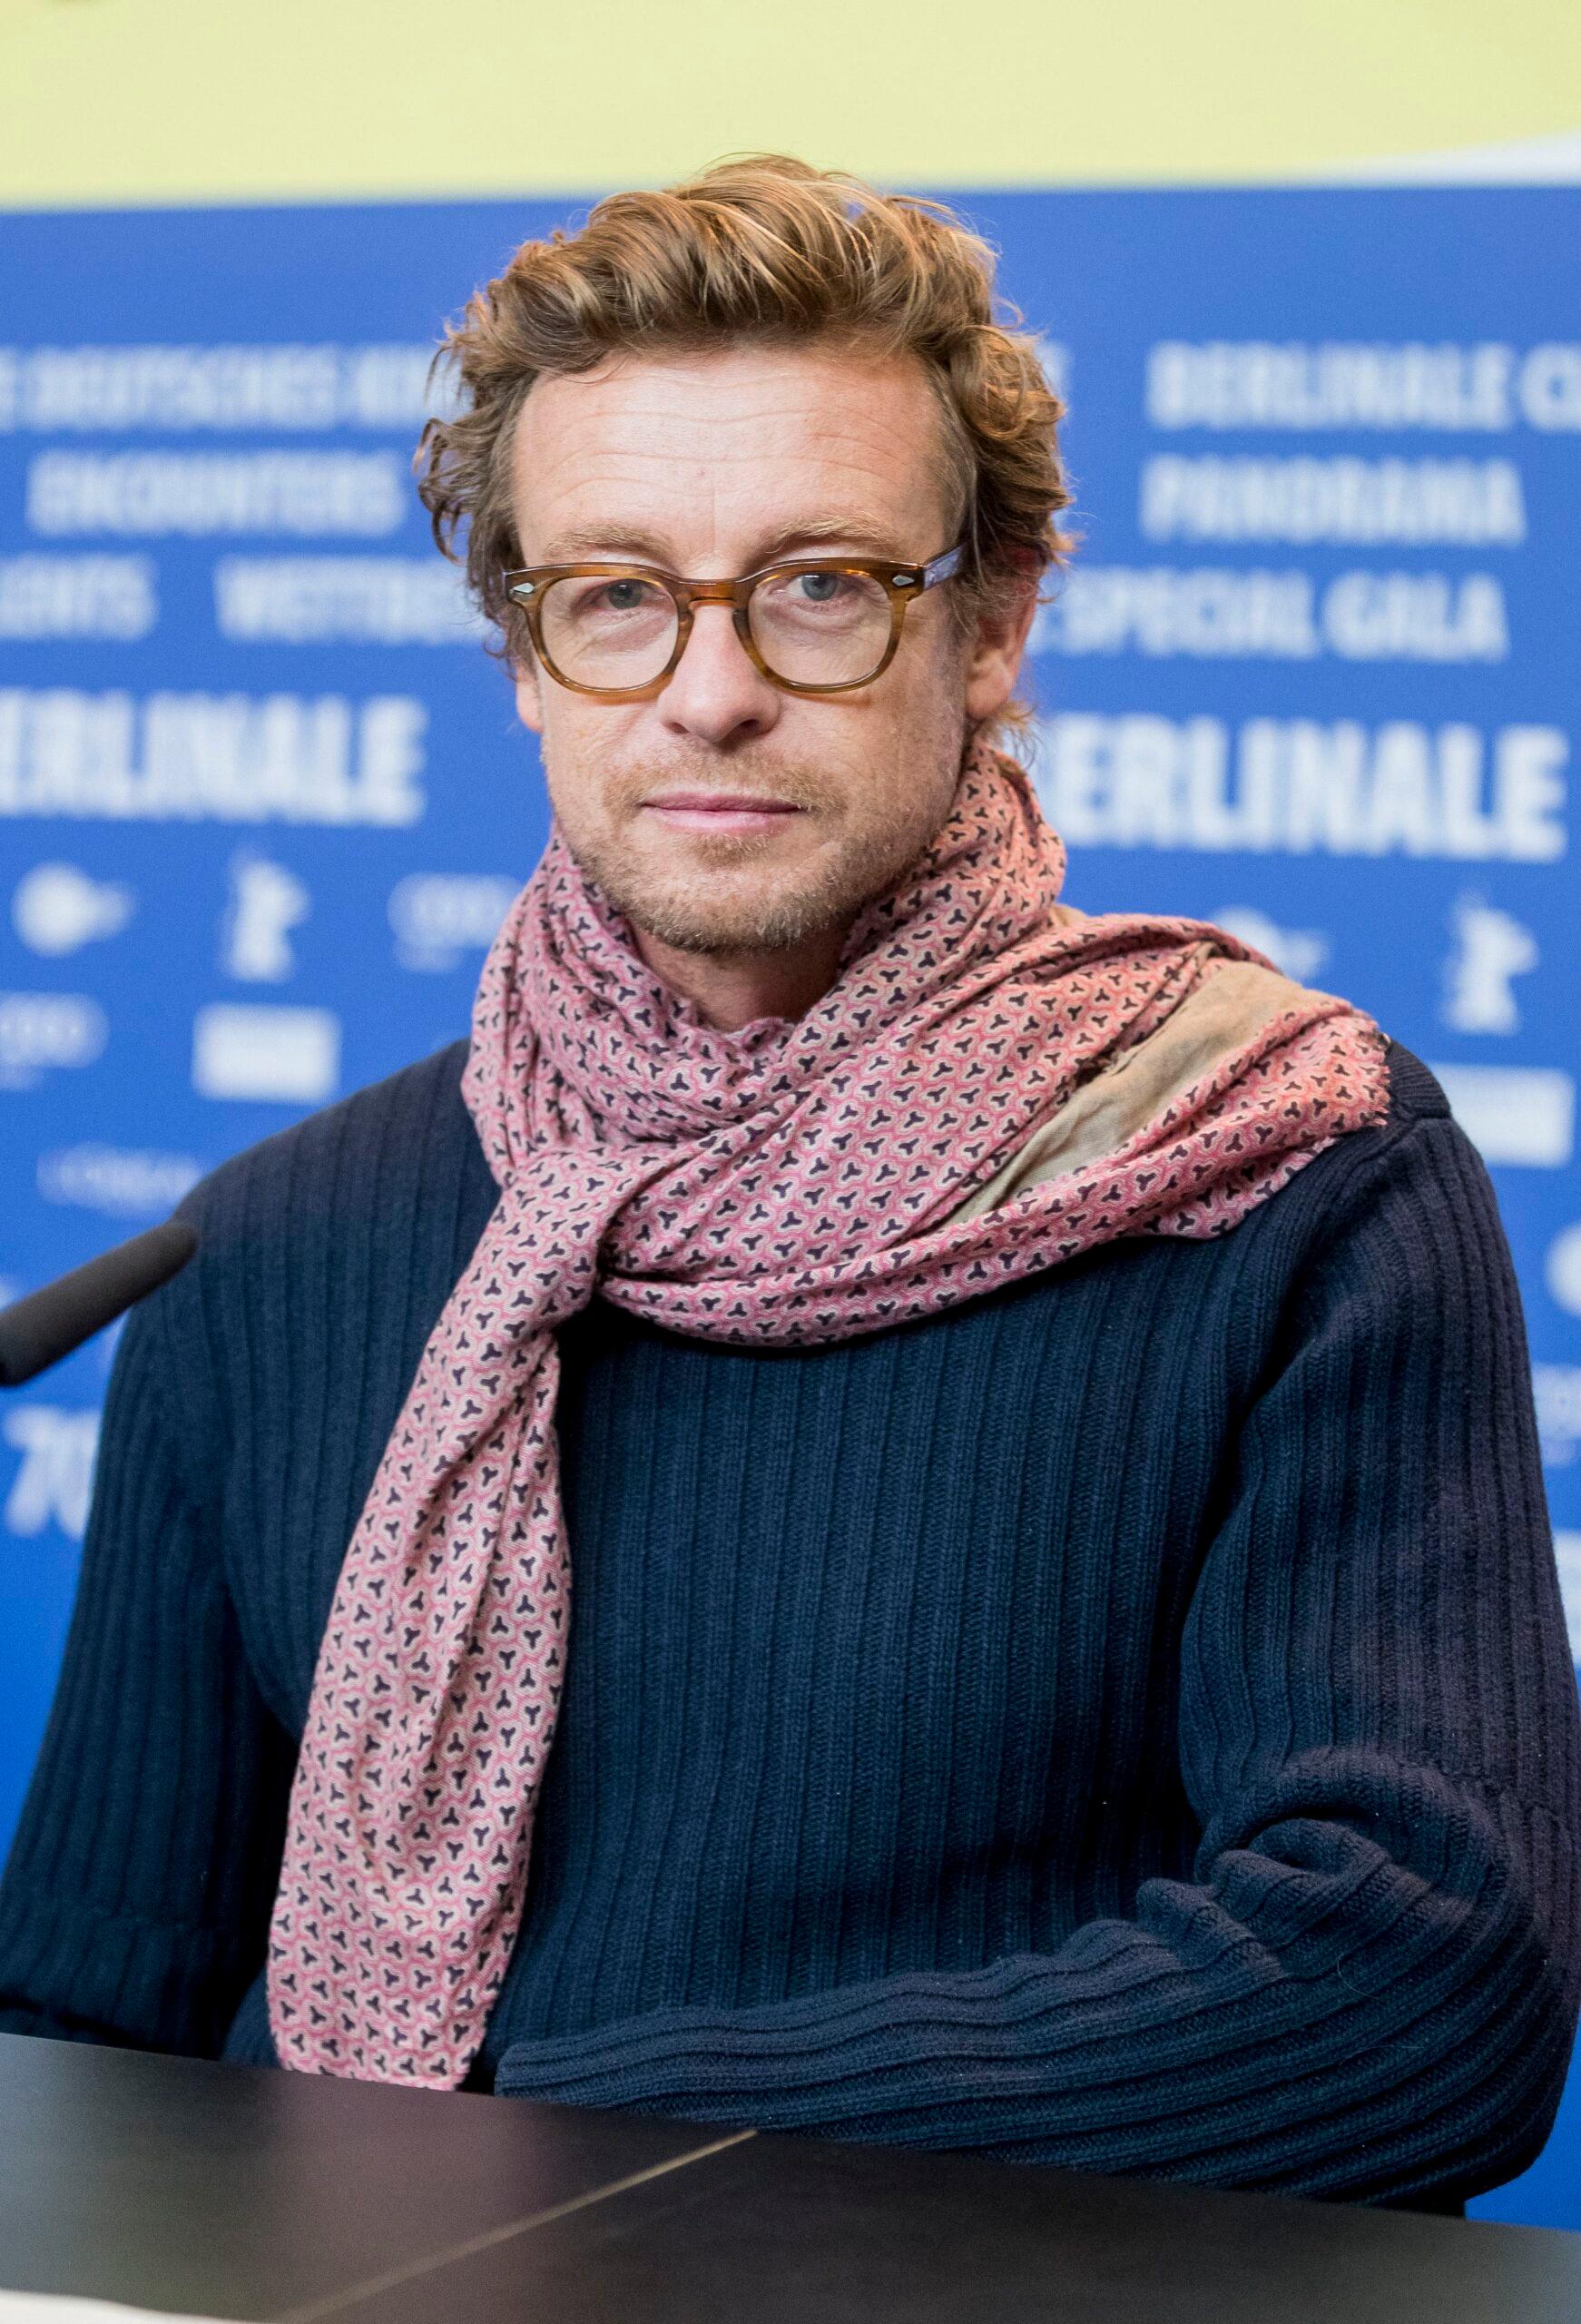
[534,517,911,568]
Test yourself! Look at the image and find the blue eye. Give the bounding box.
[796,572,843,604]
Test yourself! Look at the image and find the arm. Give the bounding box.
[496,1115,1581,2202]
[0,1276,295,2056]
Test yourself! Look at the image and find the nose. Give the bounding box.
[657,603,781,746]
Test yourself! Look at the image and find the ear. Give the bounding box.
[513,655,545,736]
[963,577,1038,725]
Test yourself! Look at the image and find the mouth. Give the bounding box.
[640,792,806,836]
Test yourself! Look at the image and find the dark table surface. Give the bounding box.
[3,2031,1579,2323]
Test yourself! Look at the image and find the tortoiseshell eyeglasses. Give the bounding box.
[502,544,965,700]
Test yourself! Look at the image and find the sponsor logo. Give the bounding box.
[25,451,407,537]
[36,1145,203,1219]
[1142,340,1567,432]
[1138,456,1525,546]
[1323,571,1507,662]
[1211,906,1330,984]
[1034,714,1566,861]
[0,554,156,641]
[388,873,520,971]
[1034,567,1318,661]
[1431,1066,1576,1168]
[1518,347,1581,431]
[0,990,107,1088]
[191,1002,339,1104]
[1547,1225,1581,1320]
[12,862,135,956]
[0,341,447,432]
[1535,1364,1581,1466]
[1145,339,1514,429]
[0,690,427,827]
[1442,893,1538,1034]
[214,556,482,645]
[222,855,309,983]
[2,1404,100,1541]
[1032,566,1507,664]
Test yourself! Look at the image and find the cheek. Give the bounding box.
[539,711,686,864]
[537,734,604,852]
[865,658,967,818]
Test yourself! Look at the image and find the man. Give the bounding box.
[2,158,1576,2210]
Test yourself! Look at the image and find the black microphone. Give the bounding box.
[0,1219,199,1388]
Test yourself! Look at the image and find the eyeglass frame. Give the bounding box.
[501,543,967,701]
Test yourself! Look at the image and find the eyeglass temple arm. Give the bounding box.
[918,545,966,590]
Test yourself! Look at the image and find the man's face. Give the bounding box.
[509,340,1028,958]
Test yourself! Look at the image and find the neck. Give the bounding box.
[633,921,851,1032]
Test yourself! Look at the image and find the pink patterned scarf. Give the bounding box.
[267,742,1388,2084]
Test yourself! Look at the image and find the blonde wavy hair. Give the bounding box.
[417,155,1072,710]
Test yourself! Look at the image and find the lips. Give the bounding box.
[643,793,800,813]
[641,793,804,834]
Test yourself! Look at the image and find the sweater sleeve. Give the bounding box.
[495,1113,1581,2204]
[0,1277,295,2057]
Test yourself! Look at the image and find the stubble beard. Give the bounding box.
[553,760,954,959]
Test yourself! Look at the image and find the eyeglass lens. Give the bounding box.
[535,568,897,689]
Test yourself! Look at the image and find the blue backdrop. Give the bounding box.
[2,187,1577,2224]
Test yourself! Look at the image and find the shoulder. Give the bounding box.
[152,1039,496,1393]
[1257,1038,1468,1216]
[177,1037,487,1246]
[1190,1036,1507,1329]
[89,1043,497,1653]
[1238,1038,1520,1337]
[1377,1039,1455,1133]
[1350,1038,1483,1206]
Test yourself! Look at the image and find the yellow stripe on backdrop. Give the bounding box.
[1,0,1579,209]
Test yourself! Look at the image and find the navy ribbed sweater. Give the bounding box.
[1,1036,1576,2207]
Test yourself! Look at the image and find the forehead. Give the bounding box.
[509,340,954,562]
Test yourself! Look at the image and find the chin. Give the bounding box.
[588,836,843,956]
[628,888,830,957]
